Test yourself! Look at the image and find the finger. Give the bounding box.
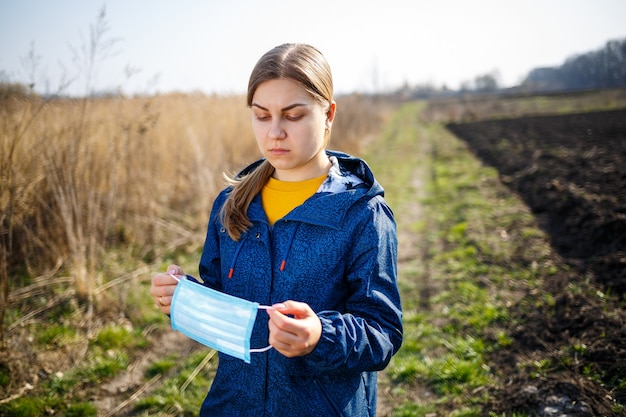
[268,320,299,356]
[268,316,298,343]
[153,273,179,287]
[158,303,171,315]
[150,274,178,297]
[167,264,185,277]
[268,301,315,334]
[158,295,172,306]
[267,308,299,336]
[268,306,319,342]
[272,300,313,319]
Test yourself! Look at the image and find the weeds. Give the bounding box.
[134,350,216,416]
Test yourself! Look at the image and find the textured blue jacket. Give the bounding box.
[196,150,402,417]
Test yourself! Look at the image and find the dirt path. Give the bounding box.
[371,106,441,416]
[94,327,205,416]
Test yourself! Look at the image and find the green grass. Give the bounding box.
[363,101,555,414]
[36,323,77,345]
[0,298,154,416]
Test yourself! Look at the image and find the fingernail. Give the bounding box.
[272,303,286,310]
[168,269,176,275]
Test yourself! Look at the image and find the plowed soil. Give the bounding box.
[447,109,626,416]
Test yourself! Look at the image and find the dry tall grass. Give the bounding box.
[0,90,390,338]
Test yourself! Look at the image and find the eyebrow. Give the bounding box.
[251,103,308,112]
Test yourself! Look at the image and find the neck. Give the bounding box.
[273,154,331,182]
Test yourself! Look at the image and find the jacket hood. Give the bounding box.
[237,150,385,230]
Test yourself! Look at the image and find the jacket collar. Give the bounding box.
[245,151,383,230]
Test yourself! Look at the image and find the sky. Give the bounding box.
[1,0,626,96]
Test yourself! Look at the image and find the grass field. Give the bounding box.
[368,102,549,416]
[1,88,625,416]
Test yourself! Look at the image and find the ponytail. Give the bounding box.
[220,160,275,241]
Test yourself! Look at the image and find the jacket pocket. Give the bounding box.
[312,377,344,417]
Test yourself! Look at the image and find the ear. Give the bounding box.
[325,101,337,130]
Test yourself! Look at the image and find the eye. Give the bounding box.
[254,113,270,121]
[285,114,303,121]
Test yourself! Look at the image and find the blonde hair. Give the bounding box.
[220,43,334,240]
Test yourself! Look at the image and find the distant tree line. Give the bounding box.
[391,37,626,99]
[523,38,626,91]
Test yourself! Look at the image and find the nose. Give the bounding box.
[268,120,286,140]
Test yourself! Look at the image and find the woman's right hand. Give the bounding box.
[150,264,184,315]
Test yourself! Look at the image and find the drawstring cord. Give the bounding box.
[228,223,299,278]
[280,224,298,272]
[228,238,246,278]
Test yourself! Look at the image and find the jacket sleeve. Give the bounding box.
[305,196,403,373]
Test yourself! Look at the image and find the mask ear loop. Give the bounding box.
[251,305,275,353]
[250,346,273,353]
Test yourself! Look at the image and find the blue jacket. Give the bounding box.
[196,150,402,417]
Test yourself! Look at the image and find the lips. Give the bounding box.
[269,148,289,155]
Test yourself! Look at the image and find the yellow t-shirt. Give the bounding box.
[261,174,327,225]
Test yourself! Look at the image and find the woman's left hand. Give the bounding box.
[267,300,322,358]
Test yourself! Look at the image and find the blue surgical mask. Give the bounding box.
[169,275,272,363]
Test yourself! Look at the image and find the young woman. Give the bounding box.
[150,43,402,417]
